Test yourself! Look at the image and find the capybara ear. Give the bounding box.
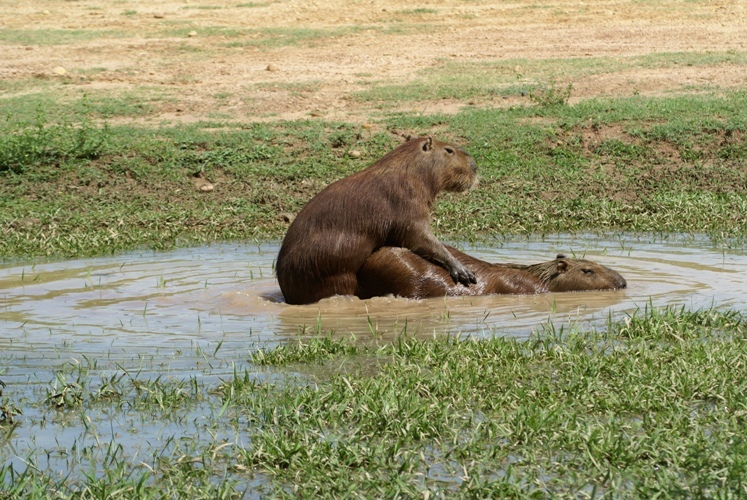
[556,254,567,259]
[556,259,568,273]
[422,137,433,151]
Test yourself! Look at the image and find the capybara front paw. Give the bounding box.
[451,266,476,286]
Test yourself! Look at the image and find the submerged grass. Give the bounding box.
[2,91,747,259]
[250,334,360,366]
[2,306,747,496]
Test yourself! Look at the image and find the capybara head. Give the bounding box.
[525,255,627,292]
[380,137,478,194]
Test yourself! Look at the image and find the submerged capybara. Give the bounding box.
[356,246,627,299]
[276,137,479,305]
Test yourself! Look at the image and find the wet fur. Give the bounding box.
[276,137,478,305]
[356,246,627,299]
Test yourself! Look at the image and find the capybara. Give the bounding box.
[276,137,479,305]
[356,246,627,299]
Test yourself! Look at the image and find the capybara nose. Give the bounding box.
[469,157,477,173]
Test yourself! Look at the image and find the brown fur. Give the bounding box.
[356,246,627,299]
[276,137,479,305]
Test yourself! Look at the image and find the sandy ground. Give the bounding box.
[1,0,746,123]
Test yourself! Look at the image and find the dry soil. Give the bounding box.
[1,0,746,123]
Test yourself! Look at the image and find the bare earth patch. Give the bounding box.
[1,0,746,123]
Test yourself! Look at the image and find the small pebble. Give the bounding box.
[278,212,295,224]
[199,184,214,192]
[349,150,361,158]
[188,30,197,37]
[52,67,67,75]
[266,63,279,72]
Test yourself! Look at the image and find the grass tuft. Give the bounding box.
[528,79,574,107]
[0,106,110,175]
[250,335,360,365]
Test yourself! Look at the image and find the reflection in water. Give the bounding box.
[1,234,745,361]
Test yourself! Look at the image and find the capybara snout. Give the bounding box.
[438,144,479,193]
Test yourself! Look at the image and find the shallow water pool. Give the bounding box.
[1,233,746,484]
[2,233,746,367]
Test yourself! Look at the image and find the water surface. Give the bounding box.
[1,234,746,483]
[2,234,746,368]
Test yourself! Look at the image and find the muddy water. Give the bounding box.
[2,234,746,365]
[1,234,746,482]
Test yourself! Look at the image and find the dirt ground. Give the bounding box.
[2,0,746,123]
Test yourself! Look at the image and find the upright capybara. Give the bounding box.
[276,137,479,305]
[356,246,627,299]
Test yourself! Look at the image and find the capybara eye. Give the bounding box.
[444,147,455,155]
[583,269,594,274]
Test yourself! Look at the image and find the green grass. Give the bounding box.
[140,21,438,49]
[250,334,360,366]
[232,306,747,496]
[0,29,124,46]
[0,89,163,123]
[3,306,747,496]
[2,90,746,259]
[156,25,370,47]
[396,8,438,15]
[217,25,430,49]
[355,51,747,103]
[0,77,55,94]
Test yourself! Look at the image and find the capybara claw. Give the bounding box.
[461,269,476,286]
[449,269,460,284]
[451,267,475,287]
